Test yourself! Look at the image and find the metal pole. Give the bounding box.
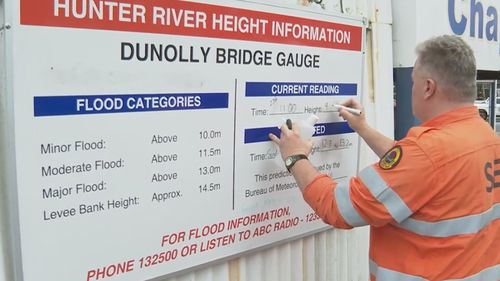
[489,81,496,128]
[493,80,498,133]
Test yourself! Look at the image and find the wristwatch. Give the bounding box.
[285,154,308,172]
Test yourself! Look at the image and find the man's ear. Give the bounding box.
[424,78,436,100]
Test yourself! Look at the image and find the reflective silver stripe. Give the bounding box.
[334,183,368,227]
[359,166,413,223]
[369,260,426,281]
[399,203,500,237]
[370,260,500,281]
[448,264,500,281]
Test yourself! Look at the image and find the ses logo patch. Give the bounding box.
[379,146,403,170]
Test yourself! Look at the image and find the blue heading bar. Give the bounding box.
[244,122,355,144]
[246,82,357,97]
[34,93,229,117]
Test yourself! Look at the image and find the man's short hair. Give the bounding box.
[416,35,477,101]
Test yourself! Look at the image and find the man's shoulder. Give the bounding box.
[406,126,435,140]
[401,120,498,167]
[399,126,450,165]
[405,119,492,143]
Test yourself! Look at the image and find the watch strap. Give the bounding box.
[285,154,308,172]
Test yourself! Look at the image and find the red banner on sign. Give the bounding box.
[20,0,362,51]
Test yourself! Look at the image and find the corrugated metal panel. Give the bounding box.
[160,227,369,281]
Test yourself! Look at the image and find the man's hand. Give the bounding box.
[338,98,395,158]
[269,120,319,192]
[338,98,367,132]
[269,120,313,161]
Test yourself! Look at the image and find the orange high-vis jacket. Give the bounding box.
[303,106,500,280]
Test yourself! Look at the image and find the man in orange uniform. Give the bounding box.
[269,35,500,280]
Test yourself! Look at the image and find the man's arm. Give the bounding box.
[354,123,395,158]
[287,158,320,193]
[339,99,395,158]
[268,122,353,229]
[268,114,384,229]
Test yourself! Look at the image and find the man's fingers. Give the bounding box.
[286,119,292,130]
[291,121,300,134]
[280,122,290,133]
[339,108,352,117]
[268,133,280,144]
[338,108,349,119]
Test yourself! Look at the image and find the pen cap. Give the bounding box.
[298,114,319,140]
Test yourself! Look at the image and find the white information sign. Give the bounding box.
[6,0,364,280]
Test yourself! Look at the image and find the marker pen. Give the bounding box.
[333,104,362,116]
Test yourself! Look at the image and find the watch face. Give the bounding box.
[285,154,307,172]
